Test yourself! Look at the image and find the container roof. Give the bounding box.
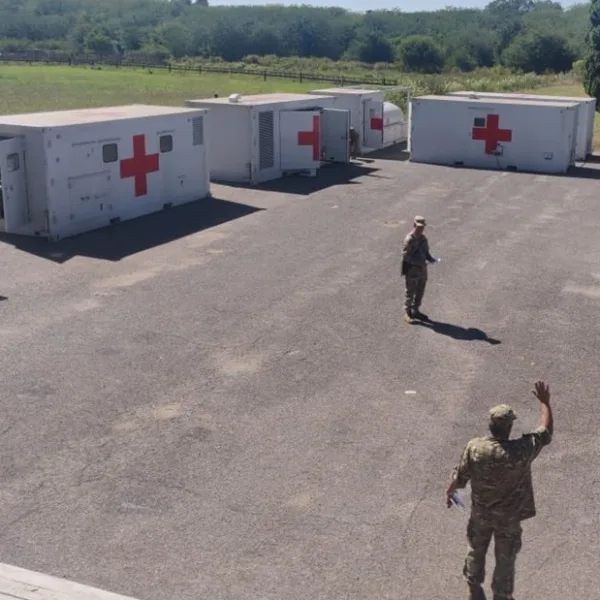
[309,88,381,95]
[185,93,335,107]
[450,91,595,104]
[0,104,206,128]
[414,95,580,108]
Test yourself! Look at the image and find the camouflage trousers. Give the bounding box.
[404,265,427,313]
[463,516,523,600]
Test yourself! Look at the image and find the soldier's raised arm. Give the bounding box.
[521,380,553,460]
[532,380,553,434]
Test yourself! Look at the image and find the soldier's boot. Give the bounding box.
[468,584,487,600]
[404,310,415,323]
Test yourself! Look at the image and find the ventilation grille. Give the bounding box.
[192,117,204,146]
[258,111,275,170]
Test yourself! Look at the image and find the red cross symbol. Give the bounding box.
[297,115,320,161]
[120,134,159,197]
[472,114,512,155]
[370,113,383,131]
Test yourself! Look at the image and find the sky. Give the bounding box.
[209,0,582,11]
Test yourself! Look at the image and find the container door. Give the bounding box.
[587,103,595,156]
[571,107,579,164]
[363,99,384,149]
[0,136,29,232]
[279,109,322,171]
[157,131,183,203]
[320,108,350,163]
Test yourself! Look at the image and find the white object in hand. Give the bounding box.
[452,486,471,510]
[451,492,466,509]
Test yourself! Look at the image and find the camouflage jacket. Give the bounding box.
[402,232,433,267]
[451,426,552,522]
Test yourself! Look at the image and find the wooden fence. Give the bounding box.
[0,51,400,87]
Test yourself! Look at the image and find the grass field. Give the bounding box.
[0,65,316,114]
[0,63,596,150]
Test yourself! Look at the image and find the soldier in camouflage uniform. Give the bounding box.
[401,215,437,323]
[445,381,554,600]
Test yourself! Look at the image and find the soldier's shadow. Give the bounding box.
[413,318,501,345]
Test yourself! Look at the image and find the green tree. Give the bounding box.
[396,35,444,74]
[344,31,395,63]
[502,30,575,73]
[486,0,535,15]
[151,22,192,58]
[584,0,600,103]
[0,0,591,70]
[85,30,115,55]
[446,33,497,71]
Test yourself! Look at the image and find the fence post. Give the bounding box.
[263,70,267,81]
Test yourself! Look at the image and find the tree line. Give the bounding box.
[0,0,590,74]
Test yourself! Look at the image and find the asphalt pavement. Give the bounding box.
[1,152,598,600]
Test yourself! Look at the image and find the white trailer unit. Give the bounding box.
[383,101,408,147]
[448,90,596,160]
[184,93,350,185]
[307,88,386,153]
[409,95,579,175]
[0,104,210,240]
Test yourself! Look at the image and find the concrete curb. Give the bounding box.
[0,563,140,600]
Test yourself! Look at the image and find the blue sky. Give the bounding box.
[210,0,582,11]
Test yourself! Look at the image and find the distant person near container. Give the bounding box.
[401,215,438,323]
[446,380,554,600]
[349,126,359,159]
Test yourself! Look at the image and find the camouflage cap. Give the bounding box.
[414,216,426,226]
[489,404,517,422]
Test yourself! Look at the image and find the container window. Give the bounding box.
[160,135,173,153]
[258,111,275,171]
[473,117,486,127]
[102,143,118,163]
[7,153,20,172]
[192,117,204,146]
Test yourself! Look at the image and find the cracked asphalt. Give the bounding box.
[1,149,599,600]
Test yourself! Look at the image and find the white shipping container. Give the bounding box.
[409,95,579,175]
[0,104,211,241]
[184,93,350,185]
[307,88,386,153]
[448,90,596,160]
